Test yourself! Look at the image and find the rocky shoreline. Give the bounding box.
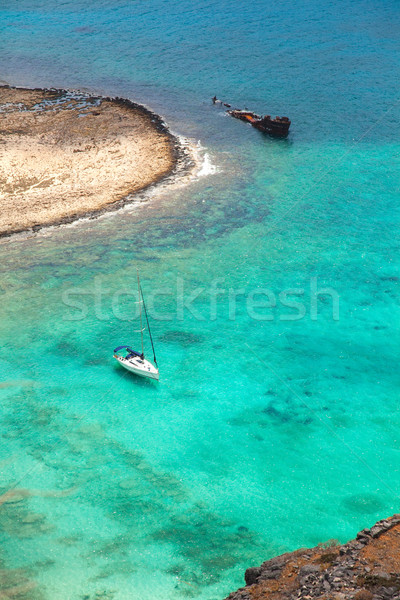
[0,85,193,239]
[225,515,400,600]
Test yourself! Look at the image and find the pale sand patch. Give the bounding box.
[0,86,178,237]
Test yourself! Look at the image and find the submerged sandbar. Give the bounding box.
[0,86,180,237]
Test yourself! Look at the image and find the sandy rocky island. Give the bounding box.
[225,514,400,600]
[0,85,185,238]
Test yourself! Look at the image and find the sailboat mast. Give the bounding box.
[137,270,144,356]
[140,281,157,366]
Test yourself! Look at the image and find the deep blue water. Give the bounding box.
[0,1,400,599]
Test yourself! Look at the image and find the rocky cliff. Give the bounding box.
[225,515,400,600]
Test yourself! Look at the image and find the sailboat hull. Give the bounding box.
[114,355,159,381]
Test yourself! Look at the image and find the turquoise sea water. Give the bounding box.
[1,1,400,598]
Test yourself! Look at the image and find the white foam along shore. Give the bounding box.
[0,86,217,241]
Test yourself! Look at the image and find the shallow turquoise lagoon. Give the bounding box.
[0,0,400,599]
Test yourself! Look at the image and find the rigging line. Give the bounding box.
[0,284,157,491]
[244,342,400,500]
[262,97,400,238]
[140,281,157,366]
[137,270,144,356]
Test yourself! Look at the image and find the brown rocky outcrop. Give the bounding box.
[225,515,400,600]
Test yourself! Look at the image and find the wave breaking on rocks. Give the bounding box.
[0,85,194,239]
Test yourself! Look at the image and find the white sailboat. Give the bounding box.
[113,272,159,381]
